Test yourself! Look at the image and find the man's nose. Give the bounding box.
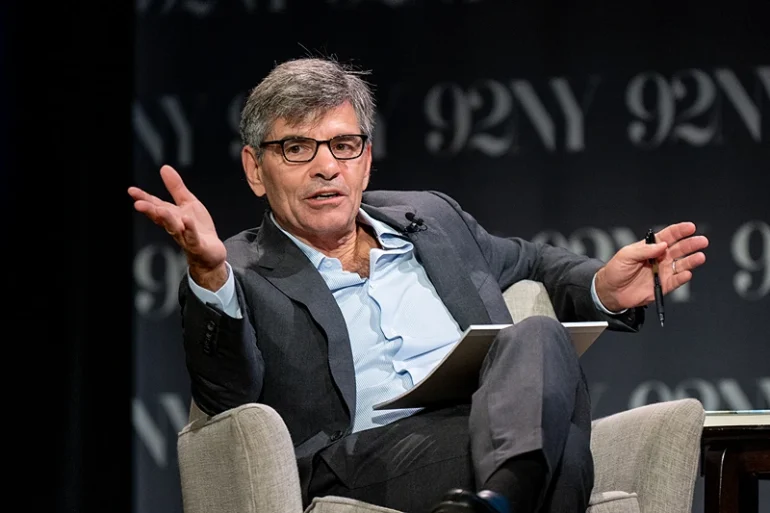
[311,143,340,180]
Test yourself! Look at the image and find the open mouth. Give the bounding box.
[311,192,341,199]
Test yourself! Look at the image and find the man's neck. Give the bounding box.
[326,223,380,277]
[273,215,381,277]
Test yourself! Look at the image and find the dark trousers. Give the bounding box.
[308,316,595,513]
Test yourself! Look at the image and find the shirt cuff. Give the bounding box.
[187,262,243,319]
[591,272,627,315]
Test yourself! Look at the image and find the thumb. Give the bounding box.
[160,165,196,205]
[627,241,668,262]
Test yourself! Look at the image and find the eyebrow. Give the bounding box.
[269,133,356,141]
[273,134,307,140]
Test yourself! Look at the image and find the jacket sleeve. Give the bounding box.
[430,191,644,332]
[178,268,265,415]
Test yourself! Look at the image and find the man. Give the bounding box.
[128,57,708,513]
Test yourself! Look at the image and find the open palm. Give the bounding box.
[128,165,227,272]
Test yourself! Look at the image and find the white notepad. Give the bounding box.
[374,321,608,411]
[704,410,770,427]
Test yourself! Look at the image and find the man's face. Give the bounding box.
[243,102,372,243]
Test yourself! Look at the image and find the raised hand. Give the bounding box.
[129,165,228,290]
[595,222,709,312]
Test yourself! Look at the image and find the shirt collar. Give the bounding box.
[269,209,410,270]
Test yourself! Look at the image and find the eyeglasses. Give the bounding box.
[259,134,368,163]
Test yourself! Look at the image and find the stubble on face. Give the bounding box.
[257,102,372,253]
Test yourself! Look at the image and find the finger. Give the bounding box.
[128,186,167,207]
[135,203,185,239]
[132,200,173,229]
[131,193,187,242]
[160,165,197,205]
[133,205,167,232]
[667,235,709,260]
[655,222,697,245]
[626,240,668,262]
[132,199,159,218]
[670,252,707,275]
[666,270,693,294]
[127,186,147,201]
[155,205,186,234]
[132,195,178,222]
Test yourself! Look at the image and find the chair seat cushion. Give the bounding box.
[587,491,640,513]
[304,491,640,513]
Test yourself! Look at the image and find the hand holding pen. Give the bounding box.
[646,229,666,326]
[593,222,709,317]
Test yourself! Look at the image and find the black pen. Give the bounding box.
[645,229,665,327]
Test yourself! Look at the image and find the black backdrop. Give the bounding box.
[131,3,768,512]
[10,1,134,512]
[12,1,764,512]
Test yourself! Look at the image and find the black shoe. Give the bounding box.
[429,488,511,513]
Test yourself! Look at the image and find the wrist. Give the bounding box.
[189,262,228,292]
[595,267,623,313]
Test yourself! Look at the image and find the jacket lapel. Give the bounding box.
[363,204,492,330]
[254,216,356,421]
[252,203,494,422]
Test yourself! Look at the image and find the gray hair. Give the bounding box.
[239,57,376,155]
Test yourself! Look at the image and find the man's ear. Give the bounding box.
[241,146,266,197]
[362,143,372,191]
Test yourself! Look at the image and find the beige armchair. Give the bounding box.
[177,281,706,513]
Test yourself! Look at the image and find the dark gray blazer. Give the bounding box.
[179,190,643,496]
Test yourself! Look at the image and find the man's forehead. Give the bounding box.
[271,111,323,135]
[269,103,358,138]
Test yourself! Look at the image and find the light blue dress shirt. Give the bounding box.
[187,210,622,432]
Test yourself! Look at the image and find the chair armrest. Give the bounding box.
[590,398,705,513]
[502,280,558,323]
[177,403,304,513]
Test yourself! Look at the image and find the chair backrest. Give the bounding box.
[189,398,207,423]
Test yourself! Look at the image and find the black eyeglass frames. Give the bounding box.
[259,134,368,163]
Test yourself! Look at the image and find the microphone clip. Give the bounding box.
[404,212,427,233]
